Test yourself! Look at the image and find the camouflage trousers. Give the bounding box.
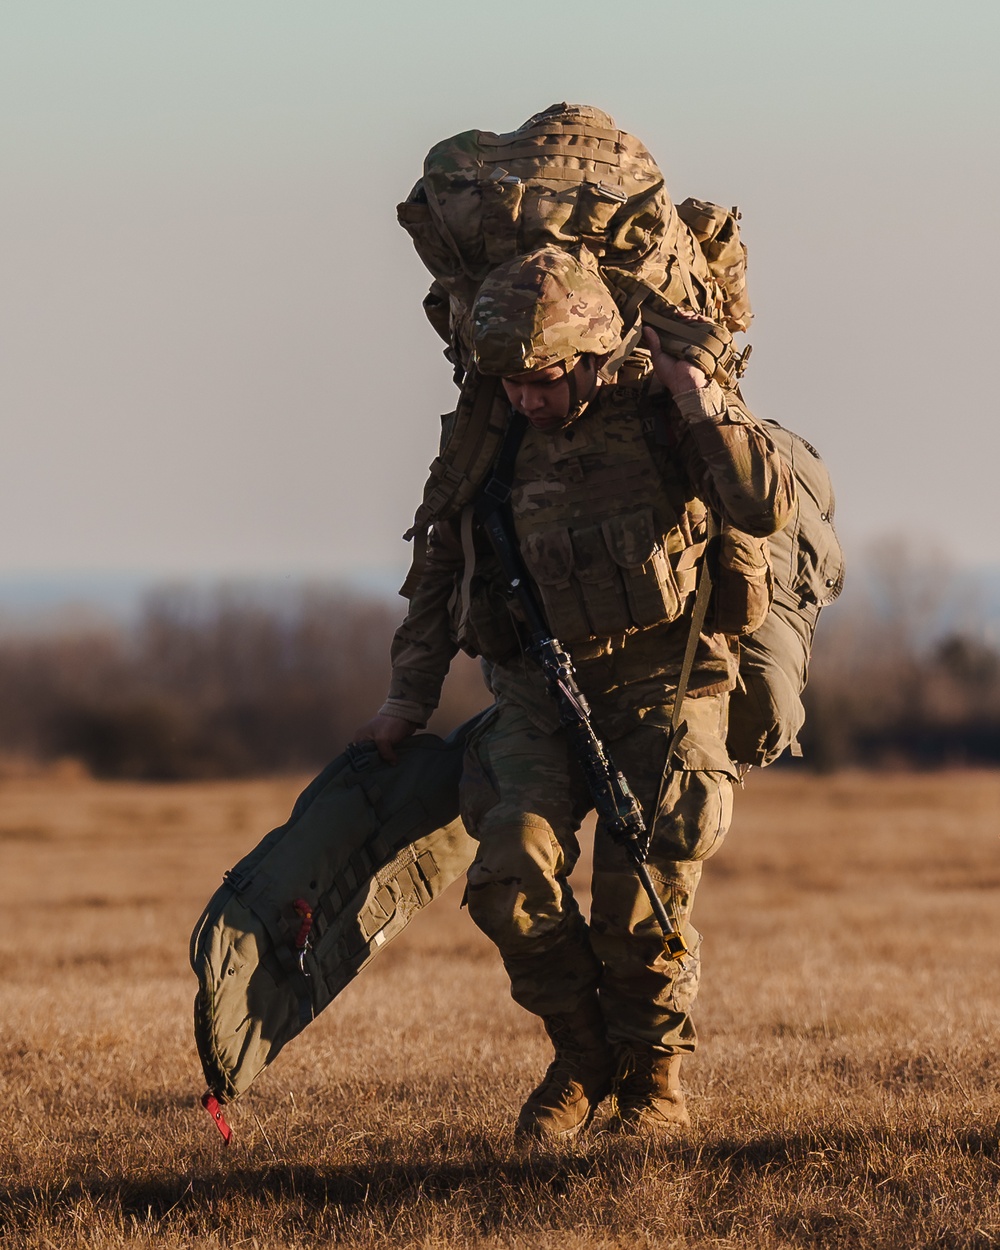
[459,692,735,1054]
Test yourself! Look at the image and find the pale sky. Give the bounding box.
[2,0,997,582]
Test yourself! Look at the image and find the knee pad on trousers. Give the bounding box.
[465,817,571,951]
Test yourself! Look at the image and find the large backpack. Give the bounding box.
[397,102,752,594]
[397,101,751,369]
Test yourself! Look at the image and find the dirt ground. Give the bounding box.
[1,767,997,1248]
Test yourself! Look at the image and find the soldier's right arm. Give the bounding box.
[352,521,463,761]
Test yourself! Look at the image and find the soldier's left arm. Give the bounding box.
[670,381,796,537]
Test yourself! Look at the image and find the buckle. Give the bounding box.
[345,741,377,772]
[662,929,690,961]
[482,478,512,504]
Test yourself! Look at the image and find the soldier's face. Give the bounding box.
[502,356,598,433]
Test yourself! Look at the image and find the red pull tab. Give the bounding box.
[293,898,314,950]
[201,1091,233,1144]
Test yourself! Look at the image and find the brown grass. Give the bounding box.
[1,768,998,1248]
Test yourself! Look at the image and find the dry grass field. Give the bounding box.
[1,765,998,1249]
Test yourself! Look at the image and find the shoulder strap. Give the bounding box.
[479,409,527,508]
[399,372,505,598]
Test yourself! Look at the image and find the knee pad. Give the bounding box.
[651,769,734,862]
[465,817,571,949]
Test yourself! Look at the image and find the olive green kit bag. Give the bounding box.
[726,422,844,766]
[190,718,484,1130]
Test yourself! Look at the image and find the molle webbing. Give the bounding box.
[478,121,622,144]
[482,144,622,167]
[476,122,630,184]
[609,273,747,388]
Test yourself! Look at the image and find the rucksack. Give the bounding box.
[397,102,751,366]
[397,102,752,594]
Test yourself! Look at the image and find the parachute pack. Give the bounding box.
[191,719,484,1109]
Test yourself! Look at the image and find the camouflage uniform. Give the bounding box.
[381,359,794,1054]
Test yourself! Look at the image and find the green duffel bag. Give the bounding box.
[190,714,488,1109]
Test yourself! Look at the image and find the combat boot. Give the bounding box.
[607,1047,691,1136]
[515,1001,615,1140]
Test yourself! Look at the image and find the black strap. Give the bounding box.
[477,411,527,511]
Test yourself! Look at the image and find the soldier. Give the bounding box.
[354,247,794,1139]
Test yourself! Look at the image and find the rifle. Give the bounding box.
[474,417,691,961]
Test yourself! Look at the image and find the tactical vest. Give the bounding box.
[503,393,706,645]
[455,369,774,664]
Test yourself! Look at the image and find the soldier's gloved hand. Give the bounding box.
[643,325,708,397]
[351,714,418,765]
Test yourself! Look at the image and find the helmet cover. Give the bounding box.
[471,247,623,376]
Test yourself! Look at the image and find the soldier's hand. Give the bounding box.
[351,714,418,765]
[643,325,708,397]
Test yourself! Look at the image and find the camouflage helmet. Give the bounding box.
[470,247,623,376]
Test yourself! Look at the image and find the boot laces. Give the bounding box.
[531,1020,607,1105]
[533,1055,582,1104]
[609,1048,659,1118]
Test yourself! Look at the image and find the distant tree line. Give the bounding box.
[800,540,1000,769]
[0,586,489,780]
[0,549,997,779]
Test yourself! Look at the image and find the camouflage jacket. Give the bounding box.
[380,371,795,741]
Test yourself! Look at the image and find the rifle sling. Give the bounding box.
[478,408,527,516]
[670,518,715,740]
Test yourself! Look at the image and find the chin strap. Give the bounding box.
[562,314,645,424]
[565,365,584,421]
[564,350,610,423]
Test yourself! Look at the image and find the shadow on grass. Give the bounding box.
[2,1126,997,1235]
